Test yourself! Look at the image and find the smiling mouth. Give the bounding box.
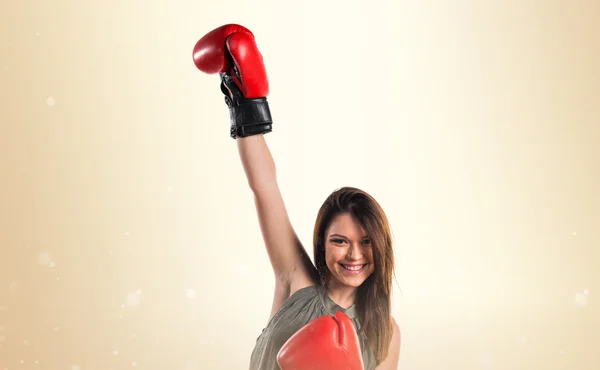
[340,264,367,273]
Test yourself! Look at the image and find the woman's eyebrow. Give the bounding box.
[328,233,369,239]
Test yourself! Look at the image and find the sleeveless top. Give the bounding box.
[249,284,376,370]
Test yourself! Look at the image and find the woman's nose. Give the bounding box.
[347,243,363,260]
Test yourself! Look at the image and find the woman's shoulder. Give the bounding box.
[263,284,324,330]
[272,284,323,318]
[286,284,320,304]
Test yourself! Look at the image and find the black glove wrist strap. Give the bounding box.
[227,98,273,139]
[220,72,273,140]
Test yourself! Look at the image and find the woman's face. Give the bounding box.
[324,213,375,288]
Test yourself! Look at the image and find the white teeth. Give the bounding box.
[343,265,364,271]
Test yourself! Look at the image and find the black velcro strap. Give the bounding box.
[229,98,273,139]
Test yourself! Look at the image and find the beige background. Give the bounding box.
[1,0,599,369]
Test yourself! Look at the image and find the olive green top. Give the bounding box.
[249,284,376,370]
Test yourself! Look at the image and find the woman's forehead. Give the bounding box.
[326,214,367,236]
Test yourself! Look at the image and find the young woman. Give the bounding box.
[193,24,401,370]
[241,135,400,370]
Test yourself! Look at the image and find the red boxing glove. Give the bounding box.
[192,24,272,139]
[277,312,365,370]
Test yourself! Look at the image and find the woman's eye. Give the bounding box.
[332,239,345,244]
[362,239,371,245]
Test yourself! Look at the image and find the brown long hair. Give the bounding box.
[313,187,395,365]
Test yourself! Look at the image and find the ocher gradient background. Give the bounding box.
[1,0,598,369]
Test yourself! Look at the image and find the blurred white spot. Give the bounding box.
[454,264,464,276]
[126,292,141,307]
[572,231,576,236]
[20,360,24,364]
[113,350,119,355]
[23,339,29,346]
[518,336,528,345]
[35,360,39,364]
[583,289,589,295]
[2,66,7,71]
[49,262,55,268]
[46,96,55,106]
[38,253,53,267]
[574,292,588,307]
[35,32,40,36]
[132,361,137,367]
[0,336,5,342]
[119,315,123,319]
[56,277,60,281]
[0,305,6,311]
[124,232,130,237]
[9,281,18,291]
[71,365,80,370]
[558,349,565,355]
[136,289,142,295]
[131,334,136,339]
[121,304,125,308]
[167,186,173,193]
[108,251,113,256]
[186,288,196,299]
[52,326,60,332]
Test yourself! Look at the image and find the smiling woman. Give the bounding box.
[318,199,382,296]
[326,218,376,282]
[311,188,399,366]
[193,23,400,370]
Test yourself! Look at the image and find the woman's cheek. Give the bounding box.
[326,245,345,263]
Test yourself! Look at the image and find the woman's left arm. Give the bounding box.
[375,318,401,370]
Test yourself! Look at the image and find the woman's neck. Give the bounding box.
[326,280,358,309]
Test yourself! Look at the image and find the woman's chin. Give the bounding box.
[334,269,372,287]
[343,279,364,288]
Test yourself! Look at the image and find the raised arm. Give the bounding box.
[193,24,317,316]
[237,135,317,312]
